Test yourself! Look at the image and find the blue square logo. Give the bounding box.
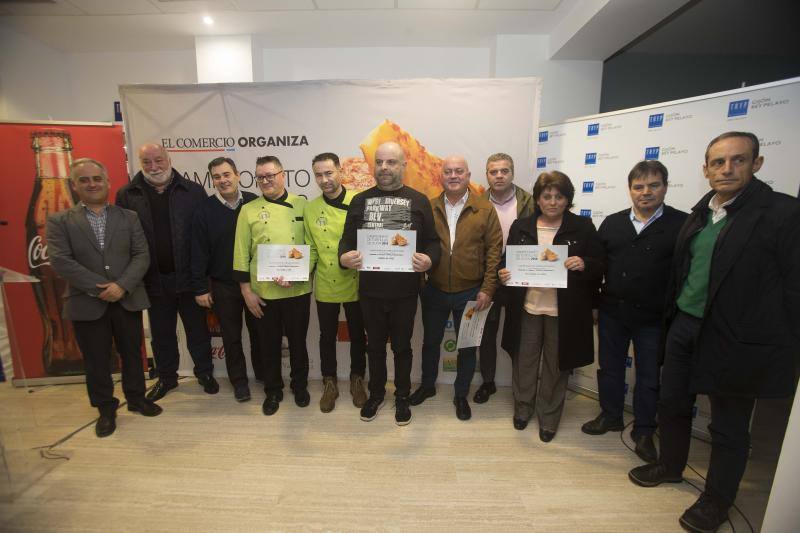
[584,152,597,165]
[645,146,660,160]
[536,157,546,169]
[728,99,749,118]
[538,131,549,143]
[582,181,594,193]
[579,209,592,218]
[625,356,633,368]
[648,113,664,129]
[587,123,600,136]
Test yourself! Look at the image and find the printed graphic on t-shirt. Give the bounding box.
[363,196,412,229]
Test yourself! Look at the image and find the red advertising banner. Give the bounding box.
[0,121,130,383]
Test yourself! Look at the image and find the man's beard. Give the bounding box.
[143,168,172,186]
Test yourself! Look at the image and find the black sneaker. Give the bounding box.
[234,383,251,403]
[127,400,163,417]
[679,493,729,533]
[409,386,436,406]
[395,397,412,426]
[360,397,385,422]
[628,463,683,487]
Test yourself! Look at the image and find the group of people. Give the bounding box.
[47,130,799,533]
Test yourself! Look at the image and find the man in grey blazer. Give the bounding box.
[47,158,162,438]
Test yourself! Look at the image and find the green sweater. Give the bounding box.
[304,188,359,303]
[676,215,728,318]
[232,192,311,300]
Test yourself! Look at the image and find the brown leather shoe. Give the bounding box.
[350,374,367,408]
[320,377,339,413]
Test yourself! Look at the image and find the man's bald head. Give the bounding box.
[374,141,407,191]
[441,154,471,201]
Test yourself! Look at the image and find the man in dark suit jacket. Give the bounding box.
[47,158,162,438]
[628,132,800,533]
[582,160,687,463]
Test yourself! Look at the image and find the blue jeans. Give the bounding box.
[597,308,661,438]
[420,284,479,398]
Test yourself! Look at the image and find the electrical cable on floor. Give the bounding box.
[30,376,186,458]
[619,419,754,533]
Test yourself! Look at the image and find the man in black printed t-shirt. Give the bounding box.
[339,141,441,426]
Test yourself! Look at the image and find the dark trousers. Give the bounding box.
[420,284,479,398]
[597,309,661,438]
[478,301,508,383]
[316,300,367,378]
[360,294,418,400]
[147,272,213,383]
[257,293,310,395]
[658,311,756,508]
[72,303,146,416]
[211,279,264,386]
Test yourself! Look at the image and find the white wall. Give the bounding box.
[494,34,602,124]
[195,35,253,84]
[261,47,492,81]
[1,31,603,126]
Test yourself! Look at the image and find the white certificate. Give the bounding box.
[357,229,416,272]
[505,245,568,288]
[257,244,310,281]
[456,301,493,349]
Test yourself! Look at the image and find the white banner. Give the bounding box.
[537,77,800,434]
[120,78,542,384]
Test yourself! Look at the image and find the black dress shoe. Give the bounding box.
[472,382,497,404]
[628,463,683,487]
[234,383,251,403]
[513,417,528,430]
[294,388,310,407]
[262,395,281,416]
[679,493,729,533]
[581,412,624,435]
[409,386,436,406]
[197,374,219,394]
[539,428,556,442]
[146,380,177,402]
[454,397,471,421]
[95,415,116,438]
[634,433,658,463]
[128,400,163,417]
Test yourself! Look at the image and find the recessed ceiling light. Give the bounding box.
[203,16,214,26]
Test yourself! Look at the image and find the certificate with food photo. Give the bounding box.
[357,229,416,272]
[257,244,311,281]
[505,244,568,288]
[456,301,494,349]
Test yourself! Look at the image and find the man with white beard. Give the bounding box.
[116,143,219,401]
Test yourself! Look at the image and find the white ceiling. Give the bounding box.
[0,0,691,58]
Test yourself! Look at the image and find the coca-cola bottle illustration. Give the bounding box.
[26,129,83,375]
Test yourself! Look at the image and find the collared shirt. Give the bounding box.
[708,192,741,224]
[630,204,664,235]
[215,189,243,210]
[444,190,468,250]
[489,190,517,251]
[82,203,108,249]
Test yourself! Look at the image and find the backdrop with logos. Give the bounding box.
[119,77,542,385]
[536,77,800,431]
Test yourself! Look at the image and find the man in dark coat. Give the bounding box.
[628,131,800,533]
[582,160,687,464]
[116,143,219,401]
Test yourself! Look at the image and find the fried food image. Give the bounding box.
[539,248,559,262]
[287,247,303,259]
[358,120,486,198]
[464,307,476,320]
[340,157,376,191]
[390,233,408,246]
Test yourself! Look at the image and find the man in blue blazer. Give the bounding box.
[47,158,162,437]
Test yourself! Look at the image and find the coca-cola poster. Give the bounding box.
[0,121,129,383]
